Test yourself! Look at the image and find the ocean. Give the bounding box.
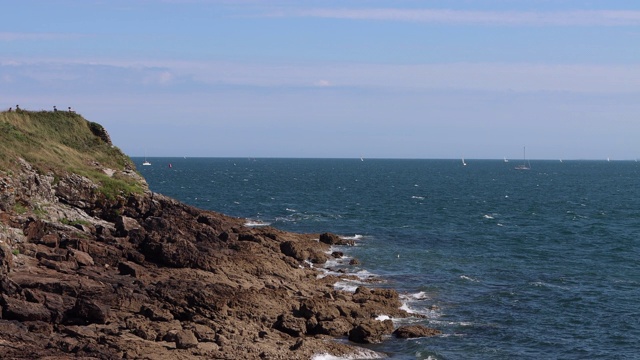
[136,158,640,359]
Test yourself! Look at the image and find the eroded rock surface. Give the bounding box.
[0,158,432,359]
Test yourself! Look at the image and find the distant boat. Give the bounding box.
[503,157,509,163]
[142,150,151,165]
[462,158,467,166]
[514,147,530,170]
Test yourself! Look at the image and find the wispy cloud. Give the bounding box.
[0,32,86,42]
[269,8,640,26]
[3,58,640,94]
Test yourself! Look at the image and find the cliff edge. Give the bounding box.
[0,110,437,359]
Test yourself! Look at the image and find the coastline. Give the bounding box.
[0,156,438,359]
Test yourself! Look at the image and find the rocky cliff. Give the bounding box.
[0,110,438,359]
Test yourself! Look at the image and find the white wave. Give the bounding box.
[245,220,270,227]
[529,281,569,290]
[334,280,361,292]
[311,349,385,360]
[408,291,429,300]
[460,275,479,282]
[428,319,473,327]
[375,315,391,321]
[354,270,378,280]
[317,268,345,279]
[411,195,425,200]
[341,234,364,240]
[285,207,297,212]
[483,214,494,219]
[400,302,418,314]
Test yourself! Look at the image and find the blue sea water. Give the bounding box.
[137,158,640,359]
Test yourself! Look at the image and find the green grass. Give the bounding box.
[0,110,144,199]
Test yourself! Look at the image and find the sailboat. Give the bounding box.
[142,151,151,166]
[514,147,530,170]
[462,157,467,166]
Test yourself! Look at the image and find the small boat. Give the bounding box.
[462,158,467,166]
[514,147,530,170]
[142,160,151,166]
[503,157,509,163]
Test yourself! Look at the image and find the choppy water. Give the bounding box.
[137,158,640,359]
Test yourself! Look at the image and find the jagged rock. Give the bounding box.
[140,304,174,322]
[0,295,52,321]
[393,325,442,338]
[274,314,308,337]
[175,329,199,349]
[68,249,94,266]
[118,260,145,278]
[299,298,341,321]
[69,297,110,324]
[280,240,328,264]
[315,318,352,336]
[319,232,355,246]
[0,243,14,274]
[347,319,394,344]
[55,174,99,209]
[115,215,142,237]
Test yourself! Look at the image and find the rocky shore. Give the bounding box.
[0,112,439,359]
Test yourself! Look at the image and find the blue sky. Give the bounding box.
[2,0,639,160]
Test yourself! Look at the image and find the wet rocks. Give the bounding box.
[0,154,436,359]
[393,325,442,338]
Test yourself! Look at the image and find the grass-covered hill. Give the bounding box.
[0,109,144,198]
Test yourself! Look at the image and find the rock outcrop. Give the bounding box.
[0,112,440,358]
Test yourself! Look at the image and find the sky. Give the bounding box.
[1,0,639,160]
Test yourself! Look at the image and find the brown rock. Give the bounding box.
[393,325,442,338]
[140,304,174,322]
[68,249,94,266]
[175,329,199,349]
[274,314,308,337]
[0,243,14,274]
[347,319,394,344]
[319,232,354,246]
[118,260,145,278]
[115,215,142,237]
[0,295,51,322]
[69,297,109,324]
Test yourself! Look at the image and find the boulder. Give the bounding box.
[68,249,94,266]
[115,216,142,237]
[393,325,442,338]
[175,329,199,349]
[319,233,354,246]
[274,314,308,337]
[348,319,394,344]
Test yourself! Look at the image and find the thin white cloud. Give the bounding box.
[3,58,640,94]
[270,8,640,26]
[0,32,86,42]
[315,79,332,87]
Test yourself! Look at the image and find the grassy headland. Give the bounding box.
[0,109,143,198]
